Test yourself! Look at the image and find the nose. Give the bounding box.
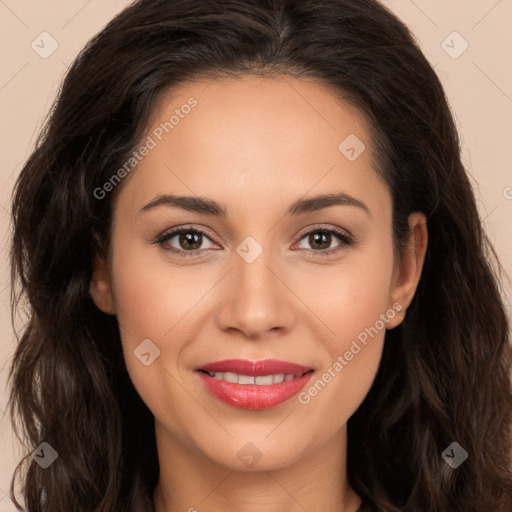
[216,245,295,340]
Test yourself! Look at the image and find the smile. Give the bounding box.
[199,370,305,384]
[195,359,315,410]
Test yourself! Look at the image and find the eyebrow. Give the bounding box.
[140,192,371,217]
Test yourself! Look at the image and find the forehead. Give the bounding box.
[147,75,372,162]
[115,76,390,220]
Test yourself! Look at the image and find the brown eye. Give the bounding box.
[307,231,333,250]
[295,227,353,256]
[157,227,216,254]
[177,231,203,250]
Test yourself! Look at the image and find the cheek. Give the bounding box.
[295,243,394,416]
[311,273,389,376]
[110,259,195,443]
[303,242,395,351]
[107,243,178,395]
[110,239,207,346]
[108,241,219,421]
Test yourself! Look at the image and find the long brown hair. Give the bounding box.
[8,0,512,510]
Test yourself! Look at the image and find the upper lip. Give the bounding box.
[196,359,313,377]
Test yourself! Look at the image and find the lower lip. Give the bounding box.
[197,371,314,410]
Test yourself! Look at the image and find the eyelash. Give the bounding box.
[154,225,354,258]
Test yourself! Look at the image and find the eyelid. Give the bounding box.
[291,224,354,255]
[294,224,353,243]
[155,224,354,256]
[154,225,219,255]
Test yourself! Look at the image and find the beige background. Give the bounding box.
[0,0,511,508]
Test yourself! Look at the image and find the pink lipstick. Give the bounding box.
[195,359,314,410]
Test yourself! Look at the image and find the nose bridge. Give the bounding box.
[233,233,281,302]
[216,233,292,337]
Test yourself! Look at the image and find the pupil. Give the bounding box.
[181,232,201,250]
[311,232,330,249]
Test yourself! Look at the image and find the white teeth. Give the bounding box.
[238,375,255,385]
[223,372,238,383]
[208,372,298,385]
[255,375,273,385]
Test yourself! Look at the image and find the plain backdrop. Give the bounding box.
[1,1,511,509]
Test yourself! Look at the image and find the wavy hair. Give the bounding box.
[8,0,512,510]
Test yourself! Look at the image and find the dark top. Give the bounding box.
[357,497,379,511]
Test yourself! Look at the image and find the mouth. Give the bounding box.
[195,359,315,410]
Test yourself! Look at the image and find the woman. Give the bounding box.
[8,0,512,511]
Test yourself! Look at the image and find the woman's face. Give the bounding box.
[91,76,425,472]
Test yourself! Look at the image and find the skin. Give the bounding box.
[90,75,428,512]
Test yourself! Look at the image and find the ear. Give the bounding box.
[89,255,116,315]
[386,212,428,329]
